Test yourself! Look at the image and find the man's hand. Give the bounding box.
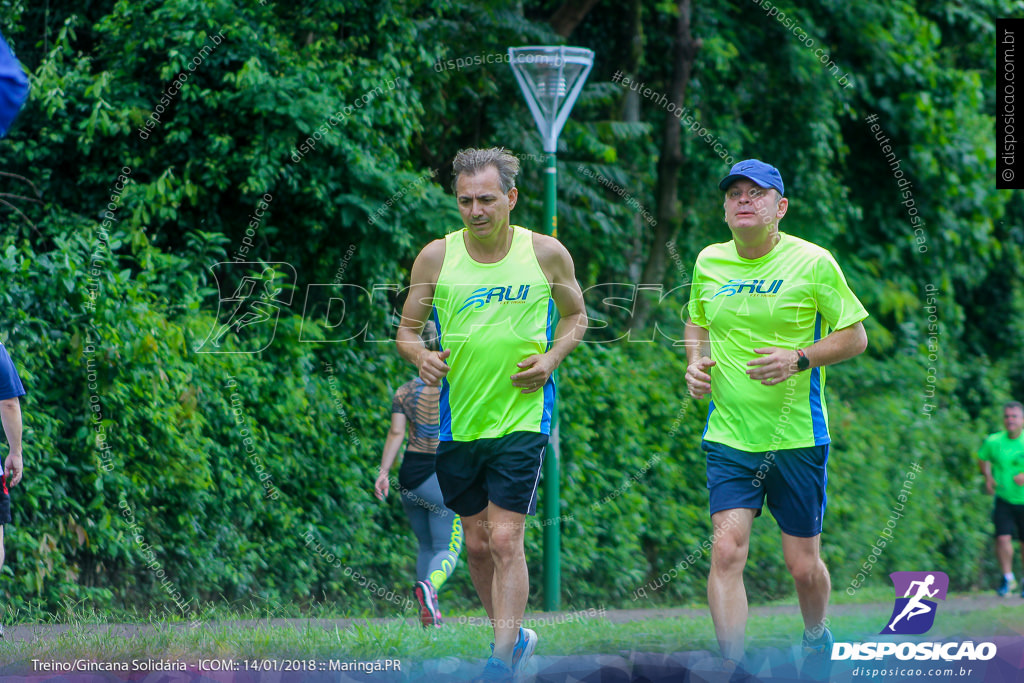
[686,357,716,399]
[1013,472,1024,487]
[418,349,451,385]
[985,476,995,495]
[747,347,800,385]
[4,451,21,487]
[511,354,557,394]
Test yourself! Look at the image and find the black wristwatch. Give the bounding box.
[796,348,810,371]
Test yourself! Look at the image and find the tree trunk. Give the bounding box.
[630,0,699,332]
[549,0,601,38]
[623,0,644,283]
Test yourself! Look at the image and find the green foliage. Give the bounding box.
[0,0,1015,619]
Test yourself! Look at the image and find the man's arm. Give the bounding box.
[1011,453,1024,487]
[684,320,711,364]
[800,321,868,368]
[396,240,450,384]
[684,320,715,399]
[747,321,868,386]
[511,234,587,394]
[0,396,22,486]
[978,451,995,495]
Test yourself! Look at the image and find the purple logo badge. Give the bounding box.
[881,571,949,635]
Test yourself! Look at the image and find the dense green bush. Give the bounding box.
[0,0,1015,620]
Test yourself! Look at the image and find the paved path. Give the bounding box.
[1,592,1020,642]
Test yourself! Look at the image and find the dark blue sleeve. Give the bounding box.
[0,344,25,400]
[0,30,30,138]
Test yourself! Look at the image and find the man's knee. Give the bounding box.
[461,517,490,560]
[708,509,754,573]
[466,528,489,557]
[710,535,749,573]
[488,520,525,560]
[786,555,826,585]
[465,533,489,561]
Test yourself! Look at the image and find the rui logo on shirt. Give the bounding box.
[712,278,783,299]
[457,284,531,313]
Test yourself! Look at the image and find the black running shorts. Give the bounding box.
[993,496,1024,539]
[434,431,547,517]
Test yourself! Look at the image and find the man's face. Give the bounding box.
[723,178,787,231]
[455,165,518,241]
[1004,406,1024,438]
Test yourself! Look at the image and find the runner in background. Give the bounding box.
[376,321,463,627]
[977,400,1024,597]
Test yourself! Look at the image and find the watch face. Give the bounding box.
[798,355,810,370]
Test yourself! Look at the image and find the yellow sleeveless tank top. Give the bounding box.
[432,225,554,440]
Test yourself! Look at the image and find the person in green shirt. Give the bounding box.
[685,159,868,668]
[977,400,1024,597]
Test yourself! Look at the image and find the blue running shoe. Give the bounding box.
[511,627,537,673]
[802,625,834,655]
[997,576,1016,597]
[473,657,513,683]
[802,626,834,681]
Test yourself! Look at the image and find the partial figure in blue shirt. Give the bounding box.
[0,29,26,640]
[0,29,29,138]
[0,342,24,639]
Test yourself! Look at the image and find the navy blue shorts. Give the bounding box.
[704,440,829,538]
[435,431,547,517]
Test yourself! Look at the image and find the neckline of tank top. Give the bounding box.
[461,224,519,265]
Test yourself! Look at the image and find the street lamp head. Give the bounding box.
[508,46,594,154]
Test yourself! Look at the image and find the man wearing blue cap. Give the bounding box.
[684,159,869,666]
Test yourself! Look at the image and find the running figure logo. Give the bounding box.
[881,571,949,635]
[196,262,296,353]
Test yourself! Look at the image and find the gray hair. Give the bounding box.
[451,147,520,193]
[1004,401,1024,414]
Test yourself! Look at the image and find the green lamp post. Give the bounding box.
[508,45,594,611]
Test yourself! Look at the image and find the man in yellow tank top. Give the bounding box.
[397,148,587,681]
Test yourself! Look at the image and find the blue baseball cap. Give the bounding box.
[718,159,784,196]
